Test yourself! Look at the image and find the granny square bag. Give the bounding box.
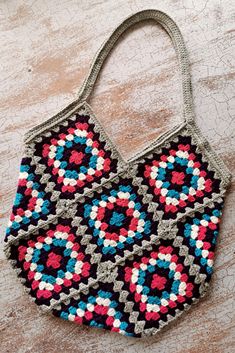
[4,10,231,337]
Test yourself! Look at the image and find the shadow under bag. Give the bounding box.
[4,9,231,337]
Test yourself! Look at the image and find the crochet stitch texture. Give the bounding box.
[4,10,231,337]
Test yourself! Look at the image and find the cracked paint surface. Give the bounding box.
[0,1,234,352]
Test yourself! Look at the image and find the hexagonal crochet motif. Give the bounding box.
[75,175,158,262]
[9,220,97,307]
[31,108,121,201]
[136,135,222,220]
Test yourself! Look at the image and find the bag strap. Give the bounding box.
[77,9,194,123]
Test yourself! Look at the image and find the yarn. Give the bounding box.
[4,10,231,338]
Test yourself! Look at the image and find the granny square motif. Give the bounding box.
[4,10,231,338]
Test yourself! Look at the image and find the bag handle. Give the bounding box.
[77,9,194,123]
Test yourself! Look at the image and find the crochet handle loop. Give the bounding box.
[77,9,194,123]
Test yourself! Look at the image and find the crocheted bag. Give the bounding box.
[5,10,231,337]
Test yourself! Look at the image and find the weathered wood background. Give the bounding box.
[0,1,234,352]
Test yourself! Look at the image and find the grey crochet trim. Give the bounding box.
[77,9,194,123]
[24,99,84,144]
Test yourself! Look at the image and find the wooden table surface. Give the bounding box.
[0,1,234,352]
